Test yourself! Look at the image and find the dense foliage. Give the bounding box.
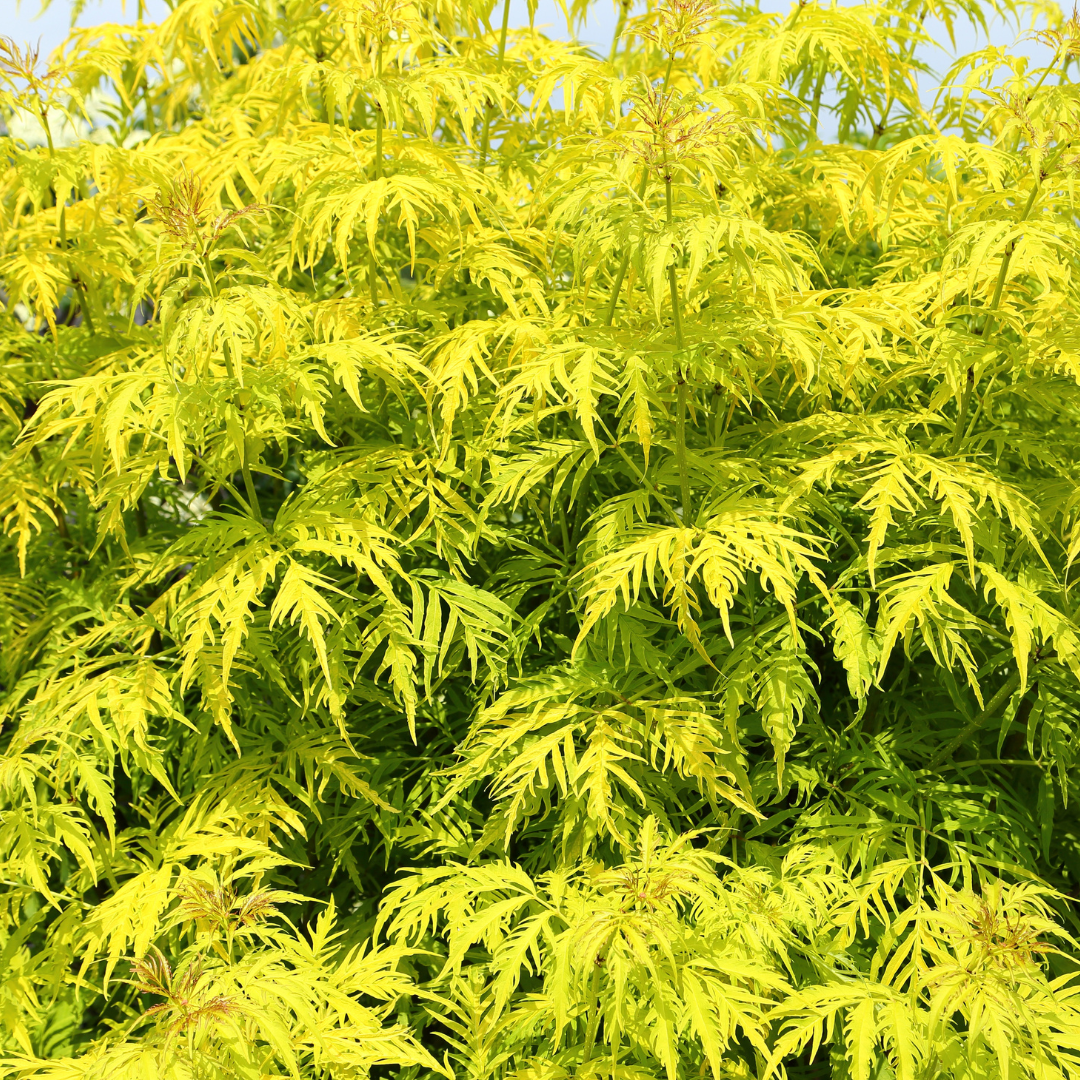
[3,0,1080,1076]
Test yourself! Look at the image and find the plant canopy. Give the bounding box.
[2,0,1080,1077]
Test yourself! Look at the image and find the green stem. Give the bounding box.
[676,377,690,521]
[367,251,380,305]
[609,0,630,64]
[664,174,683,349]
[556,491,571,555]
[661,137,690,520]
[134,495,148,537]
[961,366,999,437]
[200,250,220,299]
[1027,56,1056,97]
[1058,51,1072,85]
[478,0,512,171]
[951,180,1041,453]
[714,388,735,447]
[374,66,384,171]
[318,68,335,130]
[376,376,390,432]
[596,417,681,526]
[241,452,262,521]
[369,40,385,305]
[581,961,604,1063]
[603,169,649,326]
[986,181,1041,325]
[41,106,95,334]
[867,98,892,151]
[867,5,927,150]
[927,654,1053,769]
[41,106,55,158]
[142,76,157,135]
[949,366,974,456]
[200,247,262,520]
[911,798,927,1011]
[808,64,825,138]
[61,207,95,334]
[603,55,676,326]
[28,442,71,548]
[928,674,1020,770]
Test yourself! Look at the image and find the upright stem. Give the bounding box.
[663,153,690,520]
[951,180,1041,454]
[609,0,631,64]
[581,962,603,1063]
[867,98,892,151]
[1058,51,1073,85]
[676,378,690,521]
[200,250,220,300]
[469,1,509,310]
[319,67,335,130]
[478,0,512,171]
[240,448,262,521]
[41,107,95,334]
[28,441,71,550]
[664,173,683,350]
[984,182,1039,329]
[603,168,649,326]
[142,76,157,135]
[927,667,1033,769]
[867,6,927,151]
[808,64,825,139]
[603,55,676,326]
[556,492,571,555]
[596,417,681,525]
[201,247,261,520]
[714,388,736,447]
[369,40,385,305]
[374,43,384,170]
[949,366,974,456]
[1027,57,1057,98]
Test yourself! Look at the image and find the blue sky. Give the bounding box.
[7,0,1060,96]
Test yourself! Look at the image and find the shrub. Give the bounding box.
[2,0,1080,1077]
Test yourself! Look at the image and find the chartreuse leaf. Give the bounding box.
[2,0,1080,1078]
